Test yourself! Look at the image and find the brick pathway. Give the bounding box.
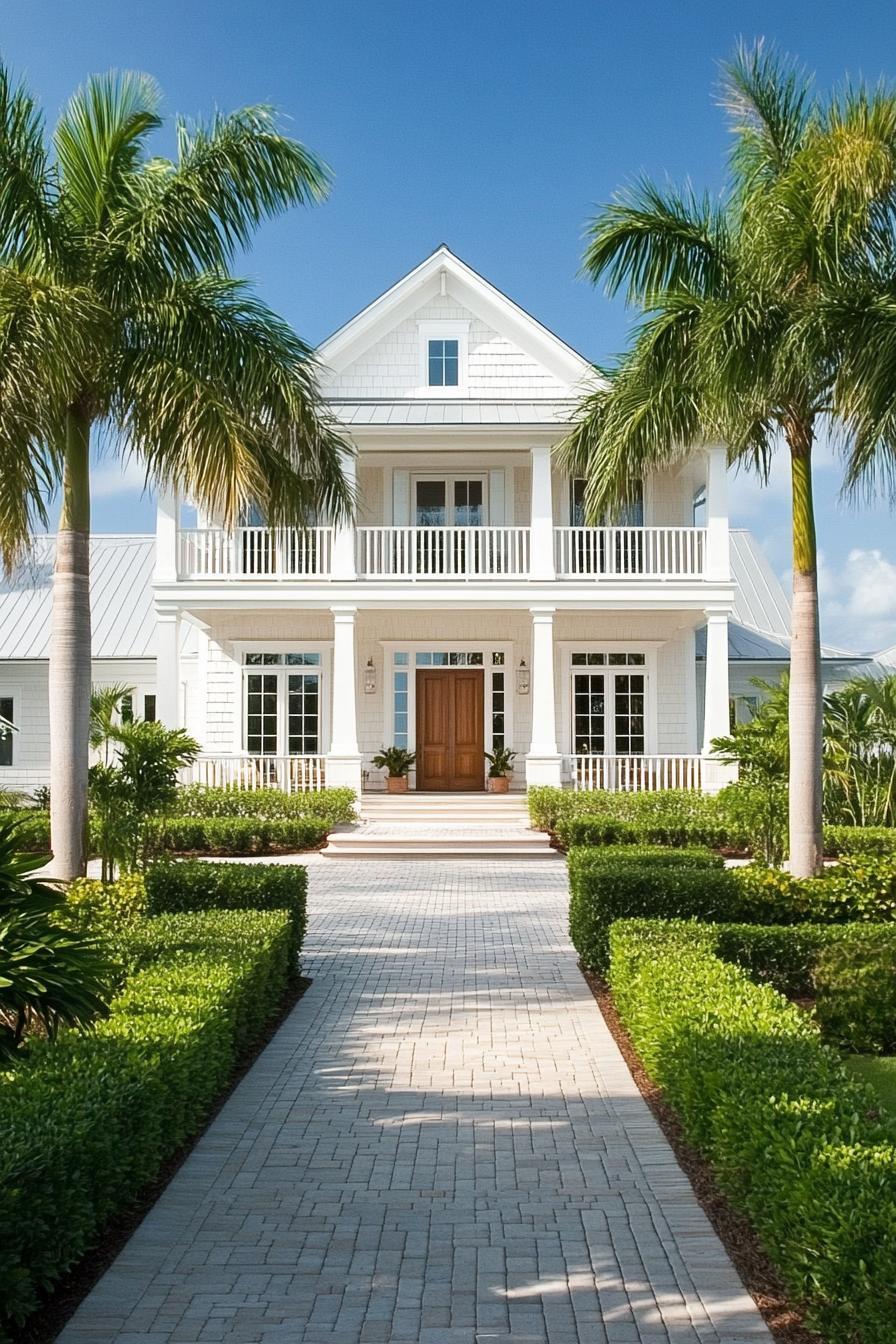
[58,861,770,1344]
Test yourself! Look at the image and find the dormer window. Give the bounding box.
[428,339,459,387]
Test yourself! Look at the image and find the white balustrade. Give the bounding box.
[555,527,705,579]
[192,755,326,792]
[357,526,531,579]
[569,754,703,792]
[177,527,334,578]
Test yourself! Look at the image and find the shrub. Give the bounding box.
[814,936,896,1053]
[65,873,148,934]
[825,825,896,857]
[711,922,849,995]
[609,919,896,1342]
[733,856,896,926]
[172,784,356,824]
[0,809,50,853]
[716,778,788,864]
[144,860,307,973]
[0,908,291,1334]
[156,814,327,855]
[532,787,737,851]
[568,846,736,972]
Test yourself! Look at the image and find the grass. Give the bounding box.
[844,1054,896,1116]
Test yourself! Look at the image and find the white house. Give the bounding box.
[1,246,864,798]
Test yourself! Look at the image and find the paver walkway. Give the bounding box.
[58,861,771,1344]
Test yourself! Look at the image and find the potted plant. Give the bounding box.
[484,746,517,793]
[372,746,416,793]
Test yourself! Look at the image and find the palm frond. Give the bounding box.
[110,105,330,281]
[721,40,815,193]
[0,63,58,263]
[54,70,162,230]
[583,179,730,305]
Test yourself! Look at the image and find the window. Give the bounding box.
[242,653,322,756]
[0,697,13,767]
[144,694,157,723]
[428,338,458,387]
[570,477,643,526]
[573,673,605,755]
[570,652,649,756]
[491,670,506,750]
[120,694,134,724]
[393,670,408,748]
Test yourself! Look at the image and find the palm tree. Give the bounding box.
[0,66,353,878]
[560,42,896,875]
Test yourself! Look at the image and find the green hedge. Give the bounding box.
[814,938,896,1054]
[733,856,896,925]
[609,919,896,1342]
[156,815,327,855]
[530,786,737,849]
[568,846,733,972]
[172,784,356,823]
[143,860,307,973]
[825,825,896,857]
[0,908,292,1334]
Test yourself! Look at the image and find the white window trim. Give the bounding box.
[231,642,333,757]
[558,643,659,756]
[0,685,20,768]
[416,320,470,396]
[379,641,515,779]
[410,471,490,525]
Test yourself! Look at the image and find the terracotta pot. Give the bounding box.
[385,775,409,793]
[487,775,510,793]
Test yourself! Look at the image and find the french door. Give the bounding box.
[572,669,646,756]
[414,476,486,574]
[245,671,321,757]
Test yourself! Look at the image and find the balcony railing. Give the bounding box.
[568,754,703,792]
[177,527,334,578]
[174,525,710,582]
[555,526,705,579]
[357,526,531,579]
[192,754,326,792]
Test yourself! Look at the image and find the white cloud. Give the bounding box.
[90,456,151,500]
[815,547,896,652]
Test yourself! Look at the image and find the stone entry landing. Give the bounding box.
[321,793,558,860]
[58,861,770,1344]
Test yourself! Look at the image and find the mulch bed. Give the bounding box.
[12,976,312,1344]
[582,967,822,1344]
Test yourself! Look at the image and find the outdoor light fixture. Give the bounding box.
[364,658,377,693]
[516,659,530,694]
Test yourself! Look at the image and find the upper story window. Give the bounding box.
[428,339,459,387]
[570,478,644,526]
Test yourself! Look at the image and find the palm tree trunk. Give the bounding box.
[47,405,92,879]
[786,419,823,876]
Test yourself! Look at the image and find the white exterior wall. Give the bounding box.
[0,658,157,792]
[329,295,569,400]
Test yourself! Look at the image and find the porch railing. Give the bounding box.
[357,526,531,578]
[568,754,703,792]
[555,526,705,579]
[177,527,334,578]
[192,754,326,792]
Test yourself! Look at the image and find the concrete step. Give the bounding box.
[321,820,557,860]
[360,808,531,823]
[320,845,561,861]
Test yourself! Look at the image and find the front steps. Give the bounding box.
[320,791,559,860]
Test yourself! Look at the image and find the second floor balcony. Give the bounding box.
[175,522,710,582]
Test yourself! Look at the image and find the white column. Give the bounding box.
[155,488,179,583]
[155,609,180,728]
[525,605,562,786]
[701,610,736,793]
[330,449,358,580]
[529,443,556,580]
[326,604,363,794]
[704,444,730,582]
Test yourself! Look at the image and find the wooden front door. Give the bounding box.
[416,670,485,791]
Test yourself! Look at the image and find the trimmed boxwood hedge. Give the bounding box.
[568,845,732,972]
[825,825,896,857]
[144,860,307,973]
[156,814,327,855]
[171,784,356,823]
[609,918,896,1343]
[0,908,292,1335]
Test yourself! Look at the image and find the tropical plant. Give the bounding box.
[559,42,896,875]
[0,817,114,1060]
[484,746,517,777]
[0,65,353,879]
[823,673,896,826]
[372,746,416,777]
[713,676,789,863]
[89,682,135,765]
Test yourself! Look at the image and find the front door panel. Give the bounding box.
[416,670,484,791]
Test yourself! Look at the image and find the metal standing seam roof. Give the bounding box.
[0,535,157,659]
[330,399,578,427]
[729,530,792,638]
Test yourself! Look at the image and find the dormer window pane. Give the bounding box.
[428,339,459,387]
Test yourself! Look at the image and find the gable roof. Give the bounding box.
[0,535,156,659]
[317,245,595,394]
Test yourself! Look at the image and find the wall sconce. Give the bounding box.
[516,659,530,694]
[364,657,377,694]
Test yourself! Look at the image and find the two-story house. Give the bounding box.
[149,245,735,796]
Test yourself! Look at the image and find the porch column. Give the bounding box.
[330,449,358,580]
[326,604,363,794]
[525,605,562,787]
[155,608,180,728]
[529,443,556,580]
[704,444,730,582]
[155,488,179,583]
[702,610,736,793]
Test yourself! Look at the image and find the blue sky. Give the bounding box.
[7,1,896,652]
